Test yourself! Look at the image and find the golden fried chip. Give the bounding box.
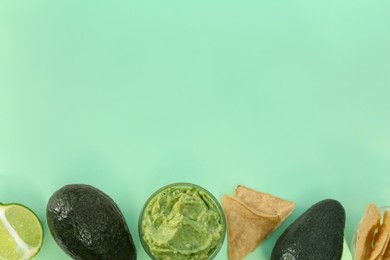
[370,234,389,260]
[235,185,295,230]
[369,211,390,260]
[354,204,381,260]
[381,211,390,260]
[222,195,280,260]
[222,187,295,260]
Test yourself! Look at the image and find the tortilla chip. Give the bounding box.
[222,187,295,260]
[369,210,390,260]
[222,195,280,260]
[354,204,381,260]
[369,234,389,260]
[235,185,296,229]
[381,211,390,259]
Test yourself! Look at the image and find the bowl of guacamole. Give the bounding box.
[139,183,226,260]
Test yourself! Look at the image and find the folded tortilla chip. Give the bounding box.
[381,211,390,260]
[370,233,389,260]
[355,204,381,260]
[369,210,390,260]
[222,186,295,260]
[235,185,296,231]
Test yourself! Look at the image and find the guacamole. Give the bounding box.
[141,184,225,260]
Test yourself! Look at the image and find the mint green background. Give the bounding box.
[0,1,389,259]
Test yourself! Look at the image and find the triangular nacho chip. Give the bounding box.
[355,204,381,260]
[222,195,280,260]
[235,185,296,230]
[222,186,295,260]
[370,235,389,260]
[381,211,390,260]
[369,210,390,260]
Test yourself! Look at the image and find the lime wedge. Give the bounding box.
[0,204,43,260]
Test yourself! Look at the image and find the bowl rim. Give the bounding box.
[138,182,226,260]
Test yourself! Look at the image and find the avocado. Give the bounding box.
[271,199,345,260]
[46,184,137,260]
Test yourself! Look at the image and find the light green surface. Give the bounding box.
[1,1,390,259]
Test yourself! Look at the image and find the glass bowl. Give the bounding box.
[351,206,390,258]
[138,183,226,260]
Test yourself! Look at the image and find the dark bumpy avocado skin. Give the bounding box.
[271,199,345,260]
[46,184,136,260]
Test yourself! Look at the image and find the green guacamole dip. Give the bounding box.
[141,184,225,260]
